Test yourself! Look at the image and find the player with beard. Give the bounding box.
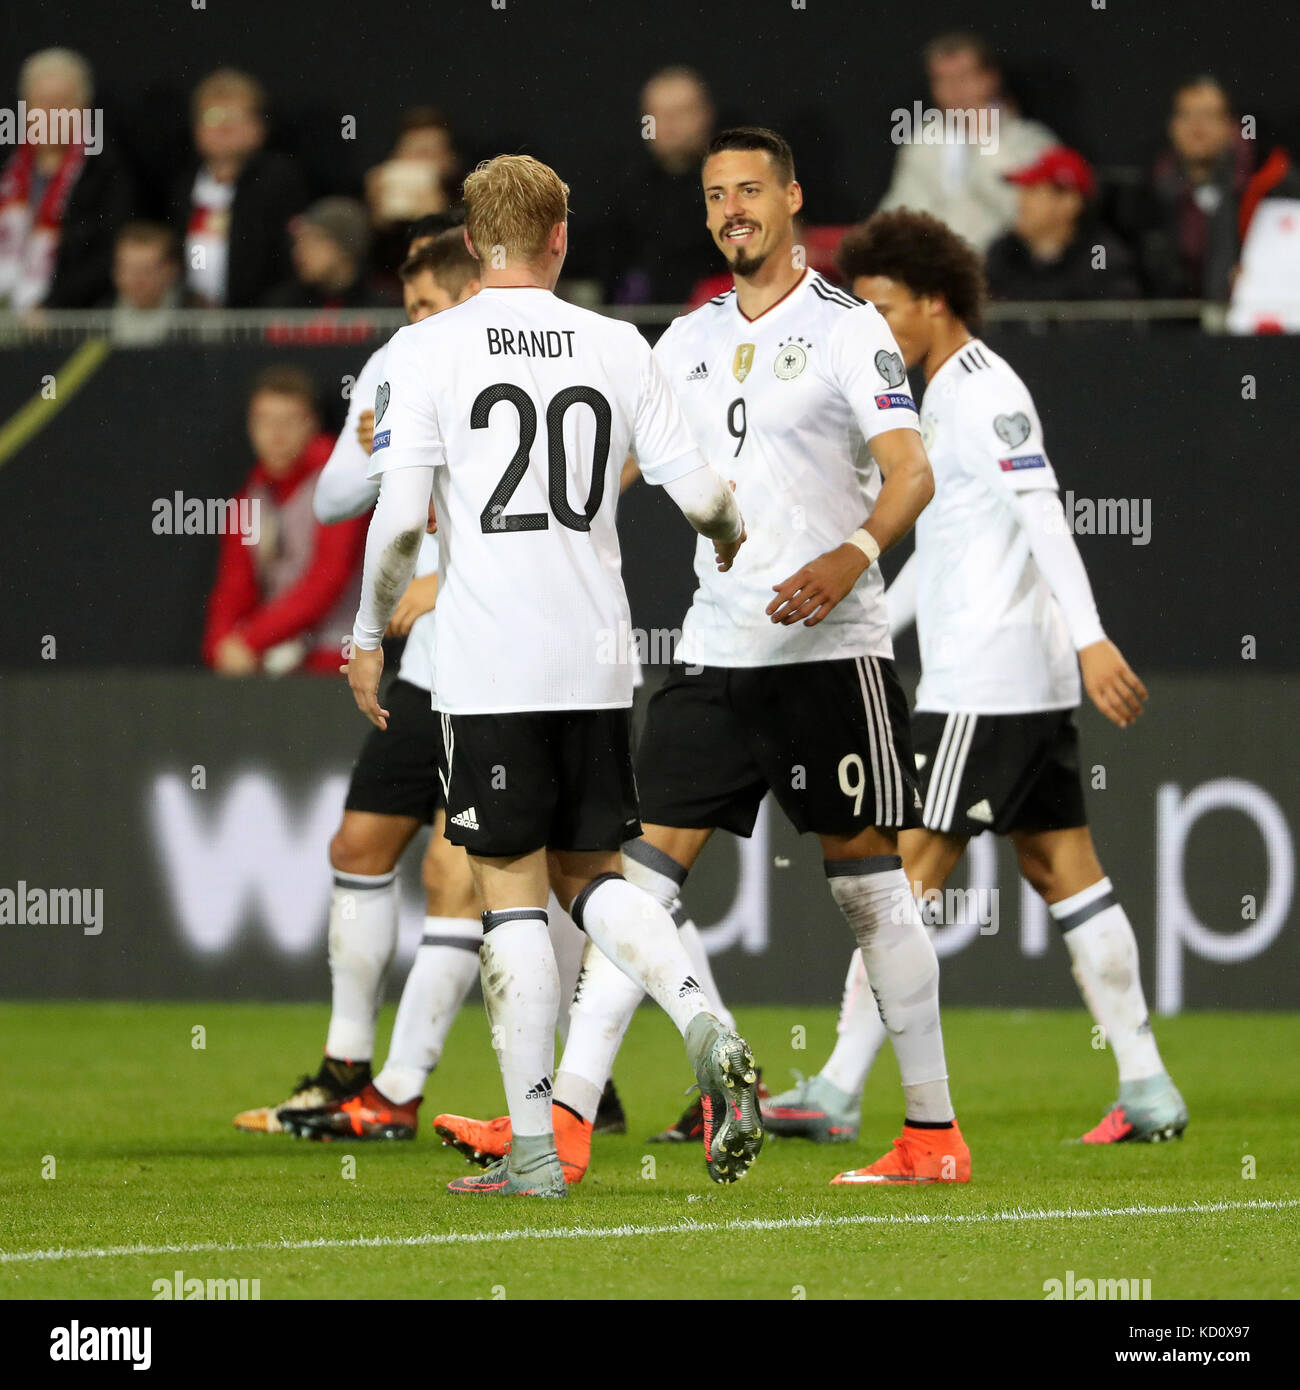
[435,129,971,1189]
[763,210,1187,1159]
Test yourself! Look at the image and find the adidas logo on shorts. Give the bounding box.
[686,361,709,381]
[678,975,702,998]
[524,1076,553,1101]
[966,799,994,824]
[450,806,480,830]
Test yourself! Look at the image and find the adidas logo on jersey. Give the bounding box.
[450,807,480,830]
[686,361,709,381]
[678,975,702,998]
[524,1077,553,1101]
[966,799,994,824]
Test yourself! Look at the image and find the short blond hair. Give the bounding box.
[463,155,569,266]
[19,49,93,106]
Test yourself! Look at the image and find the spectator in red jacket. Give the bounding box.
[203,367,367,676]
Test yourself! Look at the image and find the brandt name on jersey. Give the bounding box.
[486,327,577,358]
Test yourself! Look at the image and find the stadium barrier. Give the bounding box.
[0,299,1219,346]
[0,668,1293,1009]
[1,330,1295,672]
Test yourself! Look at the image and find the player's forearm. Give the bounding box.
[352,466,434,651]
[663,464,743,542]
[862,436,934,554]
[1016,489,1106,649]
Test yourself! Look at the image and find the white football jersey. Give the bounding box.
[322,343,441,698]
[653,271,921,668]
[913,338,1079,714]
[397,531,439,696]
[371,286,705,714]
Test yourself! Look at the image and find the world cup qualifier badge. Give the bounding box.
[375,381,390,425]
[994,411,1031,448]
[875,349,906,388]
[774,337,810,379]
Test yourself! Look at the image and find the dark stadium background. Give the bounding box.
[9,0,1298,242]
[0,0,1295,1009]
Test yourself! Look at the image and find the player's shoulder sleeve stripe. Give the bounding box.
[820,272,865,304]
[809,276,863,311]
[956,345,992,374]
[707,287,736,306]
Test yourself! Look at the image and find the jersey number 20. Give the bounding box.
[472,383,611,534]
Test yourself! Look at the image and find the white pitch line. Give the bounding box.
[2,1197,1296,1267]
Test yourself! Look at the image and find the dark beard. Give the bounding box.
[729,246,769,278]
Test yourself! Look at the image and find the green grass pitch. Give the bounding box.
[1,1002,1296,1300]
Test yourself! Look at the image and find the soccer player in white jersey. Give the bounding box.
[763,210,1187,1159]
[234,232,488,1140]
[245,230,620,1151]
[438,129,971,1190]
[348,155,760,1198]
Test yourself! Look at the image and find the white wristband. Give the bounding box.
[847,527,880,567]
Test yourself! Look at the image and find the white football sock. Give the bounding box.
[826,856,954,1124]
[480,908,560,1138]
[673,906,736,1032]
[571,873,709,1036]
[1051,877,1165,1083]
[324,869,398,1062]
[554,938,645,1122]
[547,891,586,1047]
[820,948,888,1101]
[373,917,481,1104]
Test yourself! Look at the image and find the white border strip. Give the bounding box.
[3,1197,1295,1266]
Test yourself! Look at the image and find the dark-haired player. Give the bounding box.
[438,130,971,1188]
[764,210,1187,1159]
[233,231,485,1139]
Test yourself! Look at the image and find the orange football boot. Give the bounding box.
[830,1121,971,1185]
[435,1104,593,1184]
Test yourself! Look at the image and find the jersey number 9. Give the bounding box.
[726,396,747,458]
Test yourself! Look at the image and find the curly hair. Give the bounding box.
[836,210,986,330]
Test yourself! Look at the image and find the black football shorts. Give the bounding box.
[635,657,923,837]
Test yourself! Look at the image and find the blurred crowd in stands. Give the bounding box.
[3,34,1297,335]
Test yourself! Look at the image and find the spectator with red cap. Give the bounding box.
[202,367,367,677]
[985,146,1139,301]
